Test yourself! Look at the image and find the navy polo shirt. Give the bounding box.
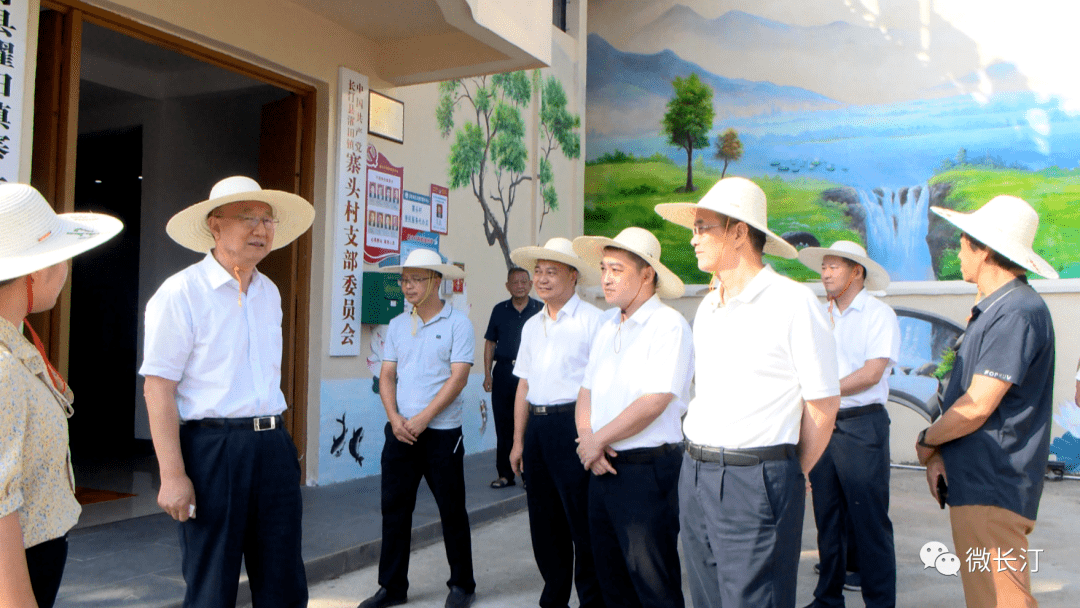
[483,298,542,363]
[939,278,1055,521]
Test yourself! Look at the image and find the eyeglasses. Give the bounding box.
[213,214,279,230]
[691,224,724,236]
[397,276,432,287]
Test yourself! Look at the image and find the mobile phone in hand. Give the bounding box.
[936,475,948,510]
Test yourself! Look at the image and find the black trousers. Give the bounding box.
[589,448,683,608]
[523,410,604,608]
[491,360,518,482]
[26,535,67,608]
[178,423,307,608]
[680,451,805,608]
[809,409,895,608]
[379,423,475,596]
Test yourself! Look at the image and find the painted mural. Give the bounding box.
[585,0,1080,286]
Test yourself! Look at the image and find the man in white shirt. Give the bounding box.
[656,177,840,608]
[141,176,315,608]
[798,241,900,608]
[356,249,476,608]
[508,238,605,608]
[571,227,694,608]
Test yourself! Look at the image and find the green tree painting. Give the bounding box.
[661,73,714,193]
[714,128,743,178]
[537,71,581,234]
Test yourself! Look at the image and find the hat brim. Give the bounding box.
[379,262,465,280]
[572,236,684,299]
[654,202,799,259]
[931,206,1059,279]
[798,247,891,291]
[510,247,599,285]
[0,213,123,281]
[166,190,315,253]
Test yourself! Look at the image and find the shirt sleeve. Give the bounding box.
[973,312,1036,386]
[139,283,194,382]
[790,290,841,401]
[512,318,535,380]
[382,318,400,363]
[451,312,475,365]
[865,303,901,365]
[483,305,500,343]
[0,360,27,518]
[640,312,694,400]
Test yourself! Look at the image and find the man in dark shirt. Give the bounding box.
[918,195,1057,608]
[483,267,541,488]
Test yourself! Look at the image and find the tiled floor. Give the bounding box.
[73,454,162,528]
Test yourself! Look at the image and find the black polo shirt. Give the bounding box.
[484,297,542,365]
[939,278,1055,521]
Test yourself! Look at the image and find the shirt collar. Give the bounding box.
[428,300,454,324]
[835,288,868,316]
[200,251,261,291]
[624,293,662,326]
[731,265,776,304]
[975,277,1026,312]
[0,316,42,373]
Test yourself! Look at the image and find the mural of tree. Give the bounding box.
[714,128,743,178]
[536,71,581,234]
[437,72,532,270]
[661,73,714,193]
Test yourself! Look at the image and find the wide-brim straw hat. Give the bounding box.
[0,183,123,281]
[511,237,599,285]
[573,227,684,299]
[381,248,465,280]
[165,176,315,253]
[654,176,798,259]
[931,195,1058,279]
[798,240,891,291]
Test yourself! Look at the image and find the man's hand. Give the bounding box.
[916,439,937,466]
[588,453,617,476]
[389,412,418,444]
[404,411,431,439]
[510,441,524,477]
[925,452,948,504]
[158,473,197,522]
[576,431,617,472]
[483,375,493,393]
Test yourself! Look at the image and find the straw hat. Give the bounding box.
[654,176,798,259]
[510,237,599,285]
[573,227,684,299]
[0,183,123,281]
[798,240,890,291]
[931,195,1058,279]
[165,176,315,253]
[381,248,464,280]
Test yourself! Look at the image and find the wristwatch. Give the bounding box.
[917,428,937,449]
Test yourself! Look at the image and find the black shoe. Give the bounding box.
[843,571,861,592]
[445,586,475,608]
[357,587,407,608]
[812,562,820,575]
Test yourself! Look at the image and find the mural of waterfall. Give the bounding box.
[859,185,935,282]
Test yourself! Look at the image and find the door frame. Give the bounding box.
[34,0,317,477]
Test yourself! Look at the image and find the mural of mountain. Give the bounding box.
[587,33,842,137]
[616,6,982,106]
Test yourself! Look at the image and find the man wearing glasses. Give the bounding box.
[356,249,477,608]
[141,176,315,607]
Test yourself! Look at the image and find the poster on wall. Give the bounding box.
[328,66,369,357]
[0,0,28,182]
[401,190,431,232]
[364,145,403,263]
[430,184,449,234]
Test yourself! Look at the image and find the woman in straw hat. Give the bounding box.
[916,195,1056,608]
[570,227,693,608]
[0,183,122,608]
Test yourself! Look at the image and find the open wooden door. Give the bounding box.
[258,93,314,478]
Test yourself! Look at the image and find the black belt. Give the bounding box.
[529,402,575,416]
[494,356,516,366]
[686,442,796,466]
[836,403,884,420]
[611,442,682,464]
[183,415,282,431]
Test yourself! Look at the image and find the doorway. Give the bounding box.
[31,4,316,525]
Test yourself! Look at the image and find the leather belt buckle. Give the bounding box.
[254,416,276,431]
[533,405,550,415]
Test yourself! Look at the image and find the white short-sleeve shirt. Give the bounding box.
[514,294,604,406]
[582,295,694,451]
[684,265,840,448]
[383,300,475,430]
[828,289,900,408]
[139,253,286,420]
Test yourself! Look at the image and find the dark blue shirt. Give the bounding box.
[939,278,1055,521]
[484,297,542,363]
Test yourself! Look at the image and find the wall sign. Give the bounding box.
[364,146,403,263]
[0,0,28,182]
